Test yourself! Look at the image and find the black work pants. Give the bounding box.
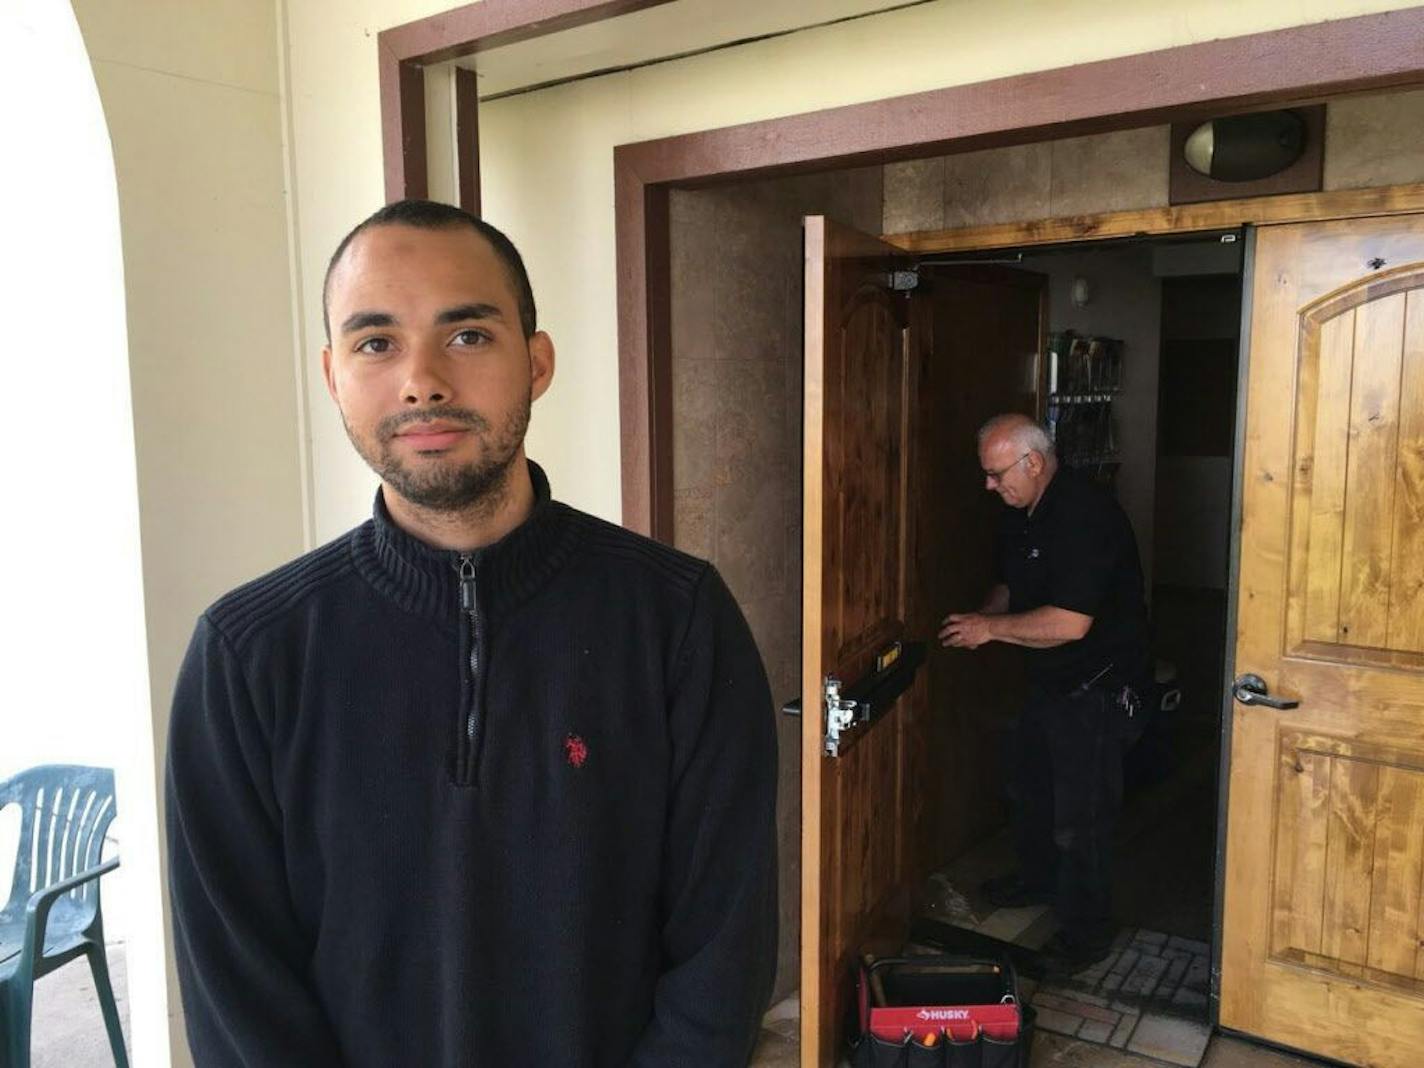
[1008,684,1126,951]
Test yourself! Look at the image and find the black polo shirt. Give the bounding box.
[996,468,1149,694]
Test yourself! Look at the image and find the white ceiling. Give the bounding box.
[455,0,928,98]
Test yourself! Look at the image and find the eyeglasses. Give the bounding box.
[984,452,1030,485]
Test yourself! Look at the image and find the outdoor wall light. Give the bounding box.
[1182,110,1308,182]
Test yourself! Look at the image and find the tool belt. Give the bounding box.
[1061,660,1148,743]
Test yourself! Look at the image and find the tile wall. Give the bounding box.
[884,88,1424,236]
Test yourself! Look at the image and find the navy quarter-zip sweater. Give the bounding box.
[166,462,777,1067]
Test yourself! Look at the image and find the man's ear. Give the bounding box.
[321,346,339,403]
[1026,450,1045,475]
[528,331,556,402]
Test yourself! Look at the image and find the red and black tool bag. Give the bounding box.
[851,954,1035,1068]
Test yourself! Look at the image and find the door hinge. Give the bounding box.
[823,674,859,757]
[882,268,919,292]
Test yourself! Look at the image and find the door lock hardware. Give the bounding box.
[1232,673,1300,710]
[823,675,859,757]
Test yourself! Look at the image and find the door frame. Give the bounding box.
[1217,225,1257,1041]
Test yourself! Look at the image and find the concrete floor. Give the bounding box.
[25,942,131,1067]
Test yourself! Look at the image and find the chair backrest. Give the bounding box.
[0,765,117,923]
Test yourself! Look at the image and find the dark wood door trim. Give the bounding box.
[455,67,480,215]
[377,4,1424,536]
[616,11,1424,188]
[380,39,429,202]
[378,0,679,201]
[614,172,674,541]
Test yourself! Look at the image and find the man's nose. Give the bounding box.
[401,342,453,405]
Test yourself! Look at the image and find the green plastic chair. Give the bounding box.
[0,765,127,1068]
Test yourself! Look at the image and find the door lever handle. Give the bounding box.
[1232,673,1300,710]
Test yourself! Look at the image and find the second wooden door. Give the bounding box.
[1221,215,1424,1066]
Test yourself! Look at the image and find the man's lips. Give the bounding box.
[394,423,470,450]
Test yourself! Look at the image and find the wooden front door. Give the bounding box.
[1221,214,1424,1066]
[801,216,916,1067]
[800,220,1048,1065]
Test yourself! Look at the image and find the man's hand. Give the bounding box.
[939,612,996,649]
[939,604,1093,650]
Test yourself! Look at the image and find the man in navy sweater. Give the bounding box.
[166,200,777,1066]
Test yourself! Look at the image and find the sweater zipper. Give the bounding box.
[456,553,484,785]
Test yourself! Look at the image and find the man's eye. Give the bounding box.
[354,337,392,355]
[452,329,490,347]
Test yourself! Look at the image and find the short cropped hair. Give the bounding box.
[977,413,1056,457]
[322,199,537,340]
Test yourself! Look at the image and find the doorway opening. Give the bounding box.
[950,233,1245,941]
[667,173,1248,1064]
[910,232,1245,1066]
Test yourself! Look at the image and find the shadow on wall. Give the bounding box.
[668,167,886,1001]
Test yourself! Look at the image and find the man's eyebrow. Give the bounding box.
[436,303,503,325]
[340,310,396,335]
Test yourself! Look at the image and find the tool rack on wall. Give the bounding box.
[1045,331,1123,489]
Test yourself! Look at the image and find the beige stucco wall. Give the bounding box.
[72,1,305,1063]
[286,0,1424,543]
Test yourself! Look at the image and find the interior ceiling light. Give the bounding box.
[1182,110,1308,181]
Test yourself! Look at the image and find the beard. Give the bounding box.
[343,393,531,513]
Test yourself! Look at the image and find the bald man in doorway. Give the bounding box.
[939,413,1150,975]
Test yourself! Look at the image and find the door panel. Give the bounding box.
[1222,215,1424,1066]
[1286,272,1424,665]
[827,284,906,670]
[801,216,913,1067]
[801,221,1047,1065]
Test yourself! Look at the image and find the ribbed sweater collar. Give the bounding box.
[352,460,578,623]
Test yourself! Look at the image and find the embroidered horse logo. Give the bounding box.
[563,734,589,768]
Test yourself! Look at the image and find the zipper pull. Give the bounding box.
[457,554,477,613]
